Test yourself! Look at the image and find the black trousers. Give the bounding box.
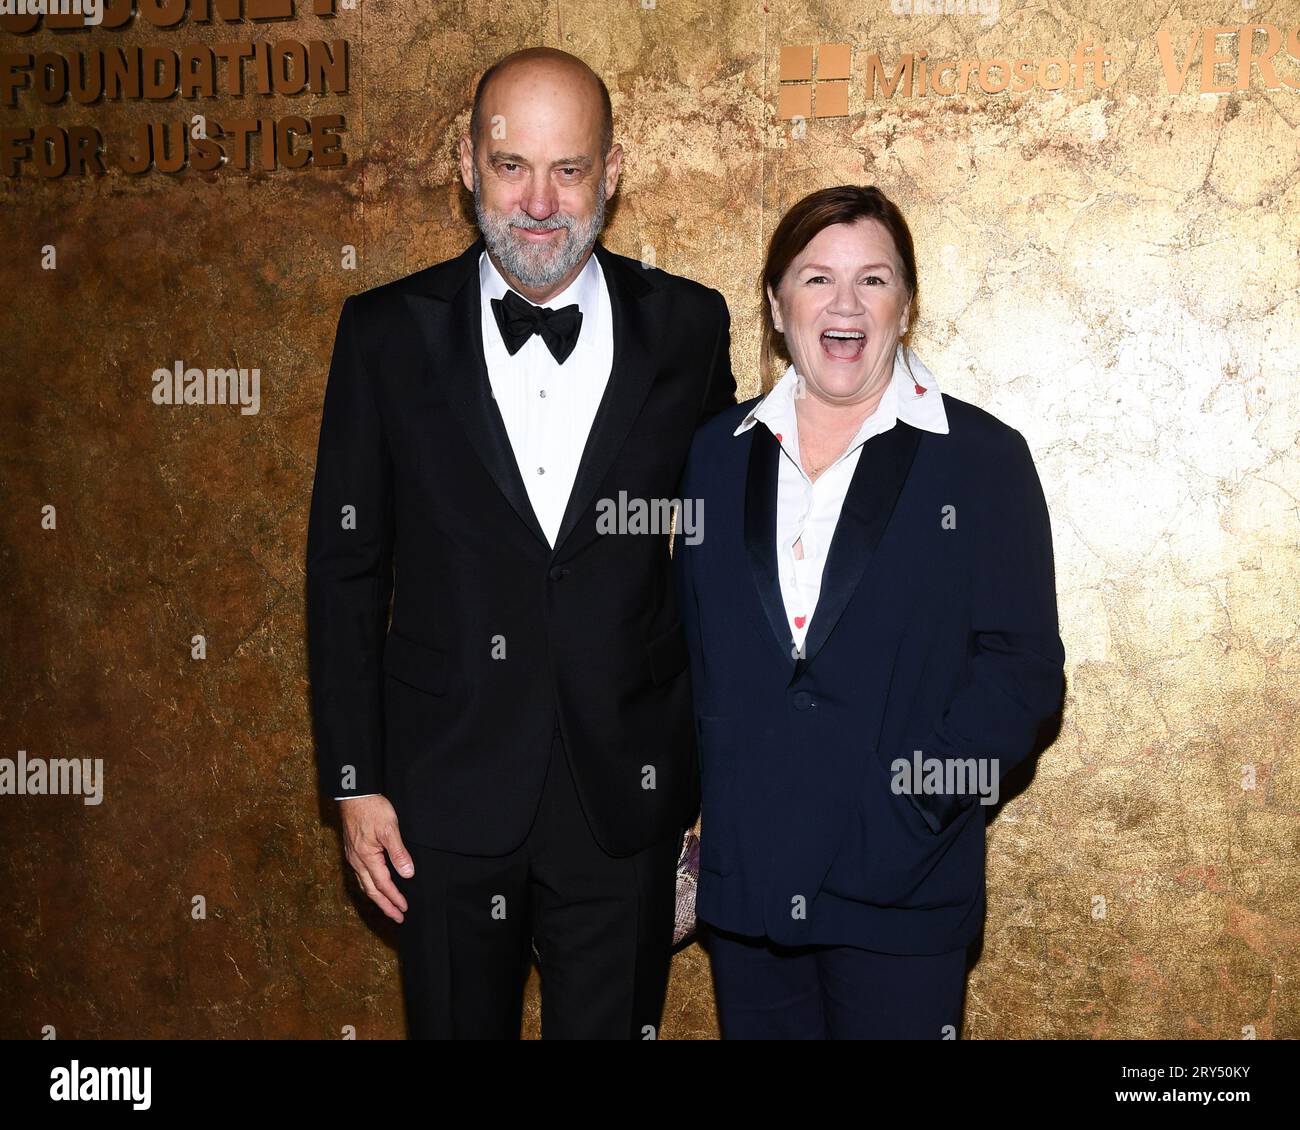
[704,923,969,1039]
[390,721,680,1039]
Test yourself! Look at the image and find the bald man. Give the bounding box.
[306,47,736,1038]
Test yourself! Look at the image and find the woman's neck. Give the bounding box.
[793,381,888,440]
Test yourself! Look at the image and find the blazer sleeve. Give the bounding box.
[305,295,395,801]
[699,290,737,422]
[904,428,1065,835]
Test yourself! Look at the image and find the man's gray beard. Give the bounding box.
[473,166,606,292]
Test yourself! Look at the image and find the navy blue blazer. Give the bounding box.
[672,392,1066,955]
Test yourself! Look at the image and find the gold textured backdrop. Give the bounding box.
[1,0,1297,1039]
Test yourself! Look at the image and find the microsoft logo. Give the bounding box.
[777,43,851,119]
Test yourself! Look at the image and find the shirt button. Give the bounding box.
[537,467,545,475]
[539,389,547,398]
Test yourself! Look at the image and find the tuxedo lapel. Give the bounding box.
[403,236,549,547]
[792,420,922,679]
[743,424,798,672]
[741,417,923,682]
[550,240,660,555]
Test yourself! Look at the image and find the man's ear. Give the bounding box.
[766,283,783,334]
[458,134,476,194]
[602,142,623,199]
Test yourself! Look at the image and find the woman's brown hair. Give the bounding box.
[760,185,920,391]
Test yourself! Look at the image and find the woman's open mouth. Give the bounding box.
[820,329,866,361]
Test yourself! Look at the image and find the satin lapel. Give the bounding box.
[550,241,659,556]
[743,424,798,671]
[793,420,922,680]
[403,238,549,547]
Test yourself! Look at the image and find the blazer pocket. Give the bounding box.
[885,750,977,836]
[382,630,448,696]
[902,787,972,836]
[646,620,689,685]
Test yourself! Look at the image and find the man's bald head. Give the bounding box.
[469,47,613,158]
[459,47,623,302]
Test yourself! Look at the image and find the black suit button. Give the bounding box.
[548,566,571,581]
[792,691,813,710]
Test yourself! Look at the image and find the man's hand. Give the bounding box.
[338,794,414,923]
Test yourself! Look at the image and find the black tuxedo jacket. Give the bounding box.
[306,236,736,856]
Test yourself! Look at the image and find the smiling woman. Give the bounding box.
[760,184,918,399]
[759,190,919,481]
[673,183,1066,1039]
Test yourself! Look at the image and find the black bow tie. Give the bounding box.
[490,289,583,365]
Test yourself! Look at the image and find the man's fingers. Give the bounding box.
[380,824,415,880]
[338,795,410,920]
[353,864,405,923]
[362,842,409,916]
